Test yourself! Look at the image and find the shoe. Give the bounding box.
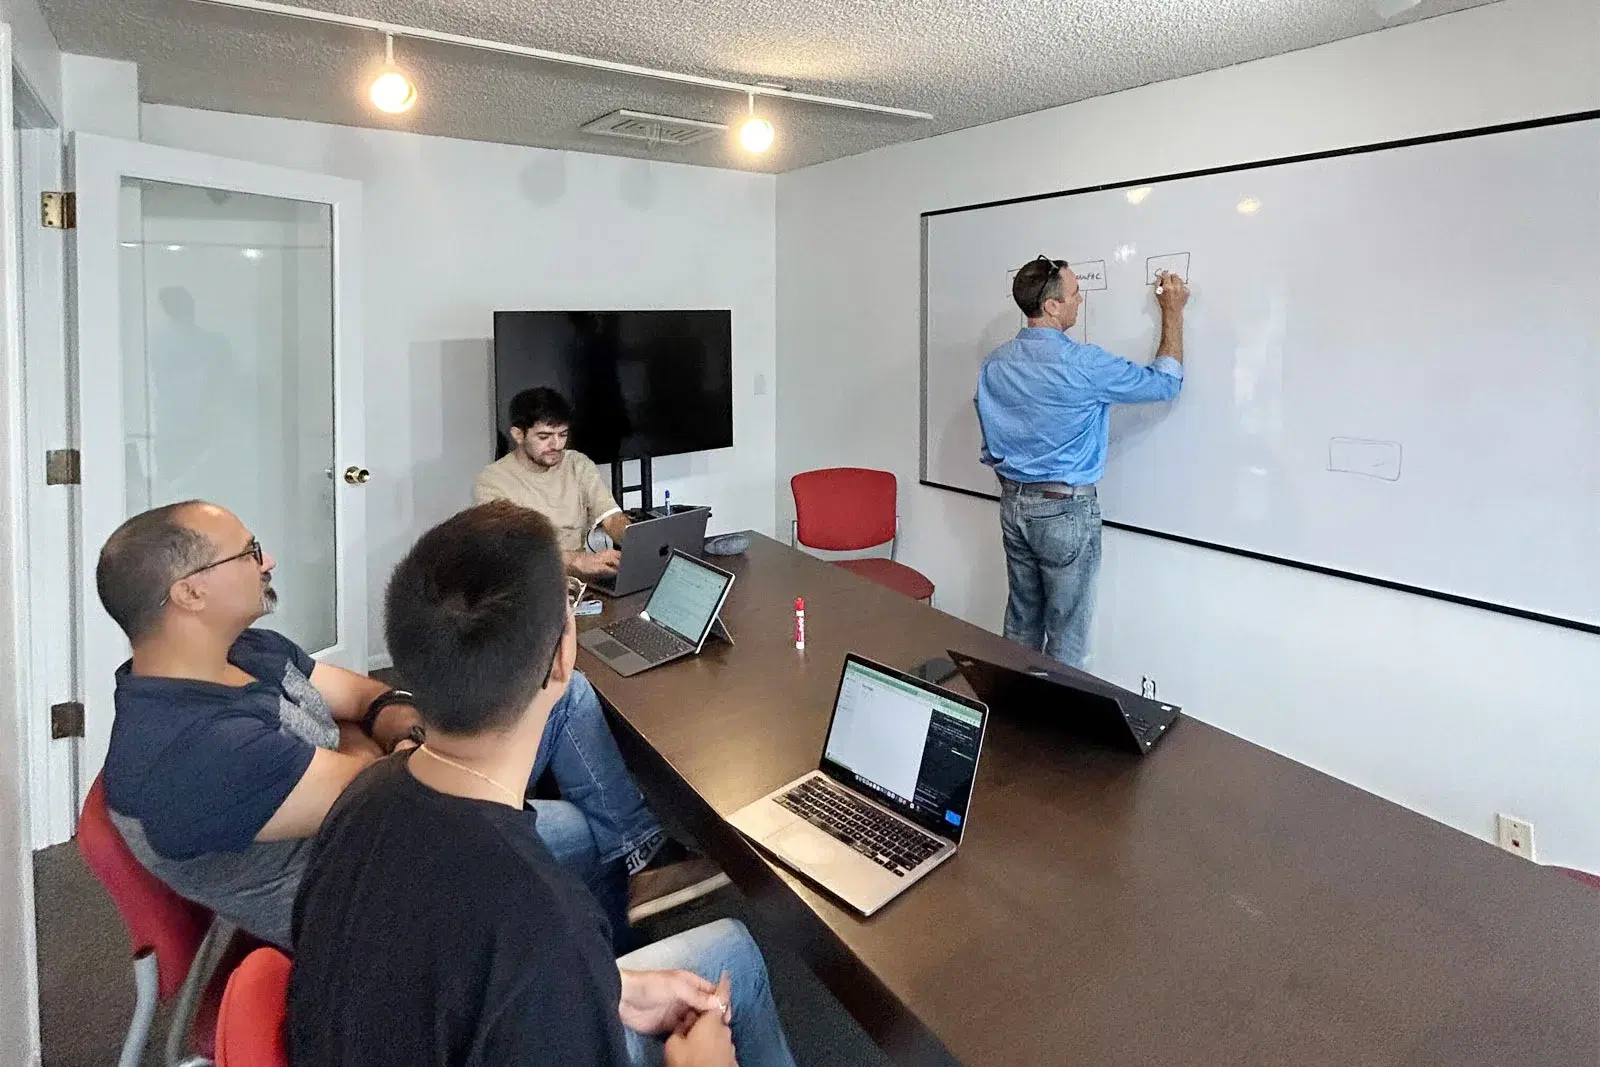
[627,856,731,923]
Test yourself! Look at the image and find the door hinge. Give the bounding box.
[45,449,81,485]
[50,701,85,740]
[41,190,76,229]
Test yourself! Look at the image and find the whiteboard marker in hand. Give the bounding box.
[794,598,806,651]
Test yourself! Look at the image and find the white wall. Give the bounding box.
[61,53,136,138]
[776,0,1600,870]
[3,0,61,121]
[140,106,777,666]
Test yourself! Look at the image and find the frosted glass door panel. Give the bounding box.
[119,179,336,651]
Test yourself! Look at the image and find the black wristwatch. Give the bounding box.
[360,689,416,739]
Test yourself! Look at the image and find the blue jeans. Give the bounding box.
[617,919,796,1067]
[999,484,1102,669]
[530,669,666,874]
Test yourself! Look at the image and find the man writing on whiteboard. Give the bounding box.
[975,256,1189,668]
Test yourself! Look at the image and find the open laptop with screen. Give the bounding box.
[579,550,734,677]
[727,654,989,916]
[589,507,712,598]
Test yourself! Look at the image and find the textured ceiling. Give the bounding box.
[41,0,1499,172]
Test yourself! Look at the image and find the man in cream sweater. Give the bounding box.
[476,387,631,579]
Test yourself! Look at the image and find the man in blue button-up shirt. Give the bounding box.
[976,256,1189,668]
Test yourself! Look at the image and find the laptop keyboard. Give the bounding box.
[776,778,943,877]
[605,616,690,663]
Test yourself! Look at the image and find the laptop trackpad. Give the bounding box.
[768,822,882,882]
[591,638,632,659]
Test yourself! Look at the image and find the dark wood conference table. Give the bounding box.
[578,535,1599,1067]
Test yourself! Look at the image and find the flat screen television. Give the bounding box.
[492,310,733,465]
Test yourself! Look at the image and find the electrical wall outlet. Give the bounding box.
[1140,676,1157,699]
[1495,813,1535,860]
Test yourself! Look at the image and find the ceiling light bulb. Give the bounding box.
[369,34,417,114]
[1125,186,1152,205]
[736,92,774,154]
[1236,197,1261,215]
[738,116,775,153]
[370,70,416,113]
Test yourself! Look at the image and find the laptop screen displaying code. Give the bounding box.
[822,658,986,841]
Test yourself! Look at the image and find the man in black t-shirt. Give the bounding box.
[290,501,796,1067]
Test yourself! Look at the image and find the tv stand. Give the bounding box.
[610,455,655,512]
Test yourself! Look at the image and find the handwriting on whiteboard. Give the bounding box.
[1327,438,1402,481]
[1145,253,1191,285]
[1070,260,1107,291]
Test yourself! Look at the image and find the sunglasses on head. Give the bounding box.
[1028,255,1069,311]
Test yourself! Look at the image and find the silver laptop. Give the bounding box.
[728,654,989,916]
[589,507,712,598]
[578,550,734,677]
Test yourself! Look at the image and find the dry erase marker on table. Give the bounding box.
[794,598,806,651]
[663,489,671,515]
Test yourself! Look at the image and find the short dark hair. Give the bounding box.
[1012,257,1067,318]
[507,387,573,432]
[96,502,213,642]
[384,501,569,735]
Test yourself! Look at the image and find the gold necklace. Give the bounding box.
[416,744,524,808]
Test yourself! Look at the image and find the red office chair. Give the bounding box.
[215,948,293,1067]
[78,774,245,1067]
[791,467,935,602]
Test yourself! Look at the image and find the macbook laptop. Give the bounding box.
[727,654,989,916]
[949,651,1180,754]
[579,550,734,677]
[589,506,712,598]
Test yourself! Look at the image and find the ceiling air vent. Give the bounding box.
[581,110,728,147]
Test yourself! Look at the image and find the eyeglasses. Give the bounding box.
[545,576,589,685]
[180,538,264,581]
[566,576,587,612]
[1029,254,1068,312]
[160,538,265,607]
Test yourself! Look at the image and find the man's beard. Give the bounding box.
[260,579,278,614]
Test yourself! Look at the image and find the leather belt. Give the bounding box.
[1000,479,1096,500]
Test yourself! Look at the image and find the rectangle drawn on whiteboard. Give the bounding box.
[1327,438,1402,482]
[1145,253,1190,285]
[1070,260,1107,291]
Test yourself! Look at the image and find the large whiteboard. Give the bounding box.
[922,115,1600,630]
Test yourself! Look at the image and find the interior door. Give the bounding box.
[0,20,44,1062]
[71,133,365,807]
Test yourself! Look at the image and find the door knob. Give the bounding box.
[343,466,371,485]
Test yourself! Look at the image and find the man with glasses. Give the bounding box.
[94,500,721,950]
[476,386,631,579]
[976,256,1190,668]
